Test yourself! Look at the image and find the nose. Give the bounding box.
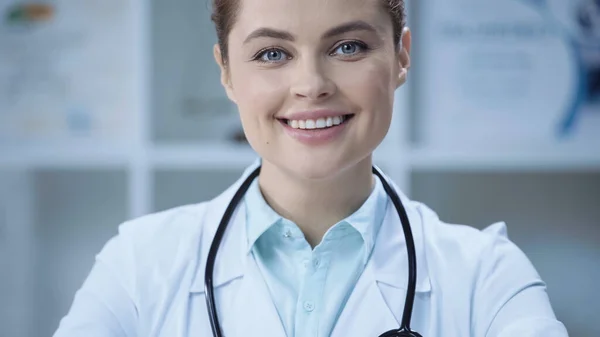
[290,58,337,101]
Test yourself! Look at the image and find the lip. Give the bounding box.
[278,114,354,146]
[279,109,351,121]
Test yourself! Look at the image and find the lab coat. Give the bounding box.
[54,162,568,337]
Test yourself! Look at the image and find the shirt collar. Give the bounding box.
[343,176,388,263]
[244,178,283,254]
[189,161,430,294]
[244,175,388,259]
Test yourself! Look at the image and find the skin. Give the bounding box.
[214,0,411,247]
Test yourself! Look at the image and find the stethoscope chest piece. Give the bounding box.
[379,328,423,337]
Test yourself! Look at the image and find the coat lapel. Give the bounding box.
[331,261,400,337]
[331,179,432,337]
[226,254,287,337]
[187,160,285,337]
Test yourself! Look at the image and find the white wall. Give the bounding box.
[0,171,34,337]
[32,170,128,336]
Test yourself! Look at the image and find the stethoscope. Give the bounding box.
[204,165,423,337]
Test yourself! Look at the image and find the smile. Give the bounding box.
[280,114,354,130]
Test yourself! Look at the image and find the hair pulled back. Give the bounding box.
[211,0,406,65]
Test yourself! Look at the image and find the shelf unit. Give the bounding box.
[410,145,600,172]
[4,138,600,216]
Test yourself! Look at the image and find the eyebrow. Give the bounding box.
[243,20,378,44]
[323,20,378,39]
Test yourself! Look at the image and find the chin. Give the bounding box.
[292,162,342,181]
[268,151,370,182]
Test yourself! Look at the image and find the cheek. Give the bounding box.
[232,67,286,115]
[337,59,396,151]
[338,60,395,122]
[229,65,289,145]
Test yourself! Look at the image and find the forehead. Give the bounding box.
[231,0,390,39]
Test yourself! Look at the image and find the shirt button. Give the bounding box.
[283,229,292,238]
[303,301,315,312]
[313,258,320,267]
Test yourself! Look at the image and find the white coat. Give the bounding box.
[54,162,568,337]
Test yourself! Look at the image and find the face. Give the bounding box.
[215,0,411,181]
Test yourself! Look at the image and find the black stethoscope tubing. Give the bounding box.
[204,166,422,337]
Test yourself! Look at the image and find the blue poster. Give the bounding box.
[418,0,600,148]
[524,0,600,136]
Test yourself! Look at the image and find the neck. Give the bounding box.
[258,157,374,247]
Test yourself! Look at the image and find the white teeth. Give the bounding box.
[286,115,349,129]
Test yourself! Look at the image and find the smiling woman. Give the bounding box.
[52,0,568,336]
[215,0,408,186]
[211,0,411,248]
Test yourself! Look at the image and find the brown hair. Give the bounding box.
[211,0,406,65]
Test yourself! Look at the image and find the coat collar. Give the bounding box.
[370,178,432,293]
[189,160,431,295]
[188,160,260,293]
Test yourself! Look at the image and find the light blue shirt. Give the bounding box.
[244,176,388,337]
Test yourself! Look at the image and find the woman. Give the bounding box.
[54,0,568,336]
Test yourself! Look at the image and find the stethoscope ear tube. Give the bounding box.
[204,167,261,337]
[372,166,420,336]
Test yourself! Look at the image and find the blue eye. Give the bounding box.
[257,49,288,63]
[333,42,365,56]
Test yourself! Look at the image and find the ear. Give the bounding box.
[396,27,411,88]
[213,44,237,103]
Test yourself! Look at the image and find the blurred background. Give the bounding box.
[0,0,599,336]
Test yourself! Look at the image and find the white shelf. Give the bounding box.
[2,142,598,172]
[0,143,133,169]
[151,142,258,170]
[410,146,600,171]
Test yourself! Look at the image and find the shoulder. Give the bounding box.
[412,201,541,289]
[405,200,566,335]
[94,202,211,296]
[115,202,208,260]
[413,200,526,262]
[120,201,207,241]
[93,197,230,314]
[410,201,549,332]
[98,163,258,289]
[111,163,256,265]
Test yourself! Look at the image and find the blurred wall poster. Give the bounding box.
[418,0,600,148]
[0,1,136,143]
